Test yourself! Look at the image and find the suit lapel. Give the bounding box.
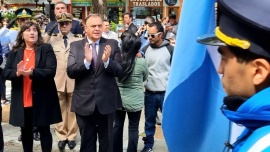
[35,46,41,67]
[96,38,106,73]
[17,48,24,62]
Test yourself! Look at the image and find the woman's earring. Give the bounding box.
[22,37,24,40]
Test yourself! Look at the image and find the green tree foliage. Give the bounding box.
[1,11,16,20]
[110,21,117,32]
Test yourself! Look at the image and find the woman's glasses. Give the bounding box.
[148,32,161,38]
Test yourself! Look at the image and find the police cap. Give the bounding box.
[197,0,270,58]
[56,13,73,23]
[15,8,33,18]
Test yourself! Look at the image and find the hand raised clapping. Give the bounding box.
[102,45,111,62]
[84,43,93,63]
[16,61,34,76]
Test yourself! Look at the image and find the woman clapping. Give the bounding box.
[3,21,61,152]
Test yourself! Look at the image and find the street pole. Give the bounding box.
[47,0,52,20]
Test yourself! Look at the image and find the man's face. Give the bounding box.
[85,16,102,42]
[169,18,176,25]
[17,17,31,27]
[217,46,255,97]
[3,21,8,26]
[124,14,131,24]
[54,3,67,16]
[103,21,110,33]
[147,26,162,45]
[59,21,72,35]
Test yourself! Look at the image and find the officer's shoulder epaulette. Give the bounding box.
[74,34,83,38]
[10,27,20,31]
[51,33,58,36]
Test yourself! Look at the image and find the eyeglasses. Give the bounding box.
[59,22,70,26]
[148,32,161,38]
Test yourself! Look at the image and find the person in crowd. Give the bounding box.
[67,14,122,152]
[0,35,10,105]
[0,85,3,152]
[164,14,178,40]
[0,18,11,105]
[102,20,118,41]
[135,16,155,51]
[161,17,169,27]
[0,7,41,141]
[140,22,174,152]
[136,17,162,125]
[0,16,4,152]
[1,18,10,27]
[0,8,32,49]
[3,21,62,152]
[33,13,49,34]
[80,21,86,36]
[45,1,83,35]
[113,31,148,152]
[197,0,270,151]
[119,12,138,34]
[43,12,82,150]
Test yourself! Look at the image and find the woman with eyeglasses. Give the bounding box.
[3,21,62,152]
[113,31,149,152]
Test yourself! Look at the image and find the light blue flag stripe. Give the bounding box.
[162,0,230,151]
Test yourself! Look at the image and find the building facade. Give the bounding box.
[1,0,182,25]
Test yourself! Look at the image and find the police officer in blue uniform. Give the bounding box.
[197,0,270,151]
[0,14,4,152]
[0,8,32,48]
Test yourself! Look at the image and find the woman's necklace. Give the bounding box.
[25,51,35,62]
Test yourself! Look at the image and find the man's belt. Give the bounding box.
[145,89,165,94]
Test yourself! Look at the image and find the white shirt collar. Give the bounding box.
[86,37,100,45]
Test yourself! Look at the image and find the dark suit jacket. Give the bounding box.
[67,37,122,116]
[128,23,138,34]
[45,20,83,35]
[3,44,62,127]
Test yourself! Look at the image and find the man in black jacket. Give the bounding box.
[123,12,138,34]
[45,1,83,35]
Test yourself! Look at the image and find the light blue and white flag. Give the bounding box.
[162,0,231,151]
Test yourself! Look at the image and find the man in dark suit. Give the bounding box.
[120,12,138,34]
[67,14,122,152]
[45,1,83,35]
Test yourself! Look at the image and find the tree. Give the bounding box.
[92,0,108,20]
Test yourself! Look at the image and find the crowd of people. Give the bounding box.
[0,1,176,152]
[1,0,269,152]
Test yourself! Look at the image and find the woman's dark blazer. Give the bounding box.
[3,43,62,127]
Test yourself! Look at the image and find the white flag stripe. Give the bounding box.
[247,133,270,152]
[230,123,244,144]
[207,46,220,71]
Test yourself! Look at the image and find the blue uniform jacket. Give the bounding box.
[222,87,270,152]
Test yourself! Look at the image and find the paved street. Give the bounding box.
[1,81,168,152]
